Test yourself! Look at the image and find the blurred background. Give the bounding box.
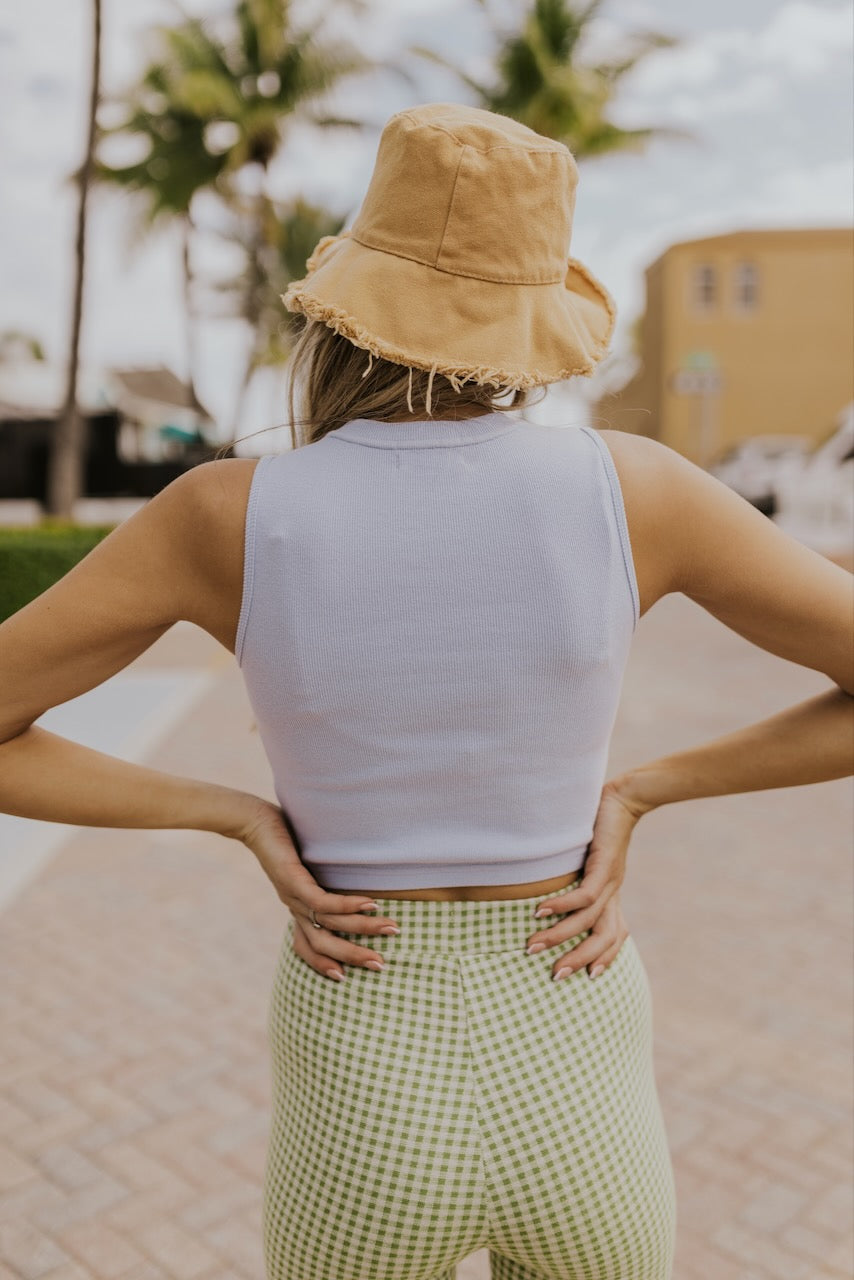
[0,0,852,547]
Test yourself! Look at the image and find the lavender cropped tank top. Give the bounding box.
[236,413,639,890]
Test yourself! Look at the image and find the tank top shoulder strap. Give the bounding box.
[235,452,276,666]
[577,426,640,631]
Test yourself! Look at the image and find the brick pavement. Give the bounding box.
[0,598,851,1280]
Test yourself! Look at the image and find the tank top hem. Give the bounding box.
[302,843,590,891]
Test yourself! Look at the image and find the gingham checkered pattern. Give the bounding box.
[263,880,677,1279]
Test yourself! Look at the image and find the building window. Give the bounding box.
[733,260,759,309]
[693,263,717,310]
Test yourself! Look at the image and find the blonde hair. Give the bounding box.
[215,318,545,457]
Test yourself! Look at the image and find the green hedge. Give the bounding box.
[0,523,116,622]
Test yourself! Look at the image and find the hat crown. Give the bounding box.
[281,102,616,389]
[350,104,579,286]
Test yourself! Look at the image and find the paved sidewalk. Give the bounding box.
[0,597,851,1280]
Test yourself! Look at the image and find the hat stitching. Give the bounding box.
[434,145,468,271]
[395,111,571,159]
[347,231,566,285]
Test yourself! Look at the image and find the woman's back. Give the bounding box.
[235,414,638,891]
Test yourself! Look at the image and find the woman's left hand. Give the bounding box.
[524,779,643,979]
[238,798,400,979]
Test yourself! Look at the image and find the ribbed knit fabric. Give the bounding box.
[236,414,639,890]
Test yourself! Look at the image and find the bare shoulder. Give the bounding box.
[133,455,261,591]
[594,427,853,692]
[0,456,265,739]
[593,427,676,512]
[161,455,261,530]
[589,428,678,619]
[158,457,264,647]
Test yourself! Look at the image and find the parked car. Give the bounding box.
[709,434,813,515]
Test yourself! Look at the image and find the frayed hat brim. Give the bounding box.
[281,232,616,390]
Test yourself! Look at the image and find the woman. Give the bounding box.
[0,104,851,1280]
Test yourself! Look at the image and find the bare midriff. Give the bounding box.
[343,869,583,902]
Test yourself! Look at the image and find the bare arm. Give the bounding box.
[0,462,260,837]
[524,436,852,970]
[602,432,854,817]
[609,688,852,817]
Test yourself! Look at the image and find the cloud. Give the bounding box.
[749,157,854,220]
[756,0,853,74]
[616,69,780,126]
[621,0,852,102]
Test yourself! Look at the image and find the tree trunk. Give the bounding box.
[180,214,201,415]
[230,344,258,444]
[46,0,102,518]
[230,170,267,440]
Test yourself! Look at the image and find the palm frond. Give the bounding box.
[407,45,491,99]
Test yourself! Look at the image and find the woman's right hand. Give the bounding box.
[523,777,651,978]
[239,798,400,980]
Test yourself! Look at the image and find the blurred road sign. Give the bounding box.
[682,349,719,372]
[671,369,723,394]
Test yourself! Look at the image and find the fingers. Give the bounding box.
[280,880,396,942]
[526,895,610,955]
[310,890,386,918]
[292,914,389,981]
[587,932,630,974]
[551,928,630,982]
[298,907,401,939]
[288,891,403,983]
[529,895,629,980]
[532,864,617,921]
[291,891,401,940]
[292,920,348,981]
[532,882,598,922]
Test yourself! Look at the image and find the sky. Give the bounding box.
[0,0,851,444]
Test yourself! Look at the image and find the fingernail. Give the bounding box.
[380,925,400,935]
[534,906,553,918]
[365,960,384,971]
[553,967,573,981]
[589,965,605,979]
[359,902,380,912]
[526,942,546,955]
[325,969,345,981]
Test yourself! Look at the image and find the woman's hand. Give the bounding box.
[239,799,399,981]
[524,778,649,980]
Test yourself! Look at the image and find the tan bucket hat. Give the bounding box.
[281,102,616,397]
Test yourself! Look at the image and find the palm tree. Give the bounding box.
[204,195,348,435]
[94,65,226,415]
[411,0,686,160]
[46,0,102,518]
[97,0,379,437]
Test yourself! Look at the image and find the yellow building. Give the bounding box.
[593,227,854,466]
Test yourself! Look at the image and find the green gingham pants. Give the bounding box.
[263,878,677,1279]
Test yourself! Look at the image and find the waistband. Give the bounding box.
[333,874,584,956]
